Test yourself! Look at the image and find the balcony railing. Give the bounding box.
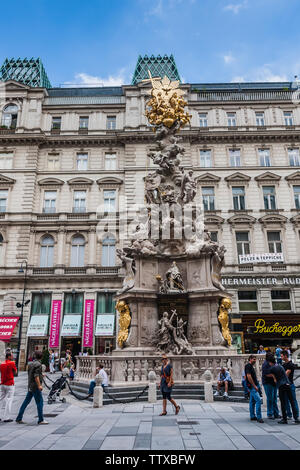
[195,90,294,102]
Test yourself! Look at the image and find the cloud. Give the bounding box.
[223,53,235,65]
[64,70,127,87]
[231,76,246,83]
[224,1,247,14]
[231,65,288,83]
[144,0,195,19]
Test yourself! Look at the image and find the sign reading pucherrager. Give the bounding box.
[239,253,284,264]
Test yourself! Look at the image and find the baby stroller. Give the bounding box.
[47,375,68,404]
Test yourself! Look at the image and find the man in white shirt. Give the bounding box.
[88,364,108,395]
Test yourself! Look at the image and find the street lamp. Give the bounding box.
[15,260,29,372]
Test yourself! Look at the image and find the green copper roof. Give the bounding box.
[132,54,181,85]
[0,57,51,88]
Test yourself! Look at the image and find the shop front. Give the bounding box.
[60,293,84,362]
[94,292,116,355]
[26,314,49,361]
[0,316,19,356]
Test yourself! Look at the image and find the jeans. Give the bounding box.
[278,384,298,421]
[276,358,282,365]
[242,379,249,396]
[285,383,299,419]
[263,384,280,417]
[249,387,262,420]
[16,389,44,423]
[88,380,106,395]
[0,385,15,420]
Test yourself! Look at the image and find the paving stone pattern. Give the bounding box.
[1,372,300,450]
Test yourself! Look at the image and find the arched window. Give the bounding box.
[101,236,116,267]
[1,104,18,129]
[40,235,54,267]
[71,235,85,267]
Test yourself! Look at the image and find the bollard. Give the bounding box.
[203,370,214,403]
[148,371,157,404]
[93,374,103,408]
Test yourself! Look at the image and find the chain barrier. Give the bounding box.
[103,385,149,404]
[66,380,92,401]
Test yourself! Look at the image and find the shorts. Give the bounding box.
[162,391,172,400]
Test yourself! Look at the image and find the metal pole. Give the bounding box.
[16,261,27,373]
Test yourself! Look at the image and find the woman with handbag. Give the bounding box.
[158,354,180,416]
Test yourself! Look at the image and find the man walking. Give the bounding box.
[245,355,264,423]
[0,352,17,422]
[16,350,48,425]
[281,350,299,420]
[268,355,300,424]
[262,352,280,420]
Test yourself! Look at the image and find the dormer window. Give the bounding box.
[1,104,18,129]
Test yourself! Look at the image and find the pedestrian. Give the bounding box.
[15,350,48,425]
[214,367,233,398]
[49,349,55,374]
[257,345,266,355]
[268,355,300,424]
[158,354,180,416]
[69,362,75,381]
[281,350,299,420]
[245,355,264,423]
[275,345,282,365]
[262,352,281,420]
[0,352,17,423]
[88,364,108,395]
[60,352,66,371]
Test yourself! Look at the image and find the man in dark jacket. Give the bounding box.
[262,352,280,419]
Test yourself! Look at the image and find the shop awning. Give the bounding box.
[27,315,49,337]
[95,315,115,336]
[0,317,19,342]
[61,315,82,337]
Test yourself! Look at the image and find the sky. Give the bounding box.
[1,0,300,87]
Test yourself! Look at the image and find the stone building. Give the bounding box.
[0,55,300,368]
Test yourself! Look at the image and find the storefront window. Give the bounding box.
[64,293,84,314]
[271,290,291,311]
[238,291,258,311]
[31,293,51,314]
[97,293,115,314]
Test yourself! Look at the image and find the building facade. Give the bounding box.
[1,57,300,367]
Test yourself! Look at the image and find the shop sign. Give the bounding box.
[27,315,49,337]
[222,276,300,287]
[49,300,62,348]
[239,253,284,264]
[95,315,115,336]
[0,317,19,342]
[61,315,82,337]
[83,299,95,348]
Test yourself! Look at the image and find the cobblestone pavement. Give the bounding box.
[1,372,300,450]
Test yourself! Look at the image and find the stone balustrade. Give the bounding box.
[76,354,265,386]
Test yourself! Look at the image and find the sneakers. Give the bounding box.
[16,420,26,424]
[223,392,228,399]
[250,417,257,421]
[38,421,49,425]
[213,391,220,396]
[257,419,264,423]
[278,419,288,424]
[4,419,13,423]
[294,419,300,424]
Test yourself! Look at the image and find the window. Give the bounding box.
[210,231,218,242]
[232,187,245,210]
[238,291,258,312]
[97,292,115,313]
[64,293,84,314]
[256,112,265,126]
[294,186,300,209]
[271,290,291,311]
[70,235,85,267]
[40,235,54,268]
[202,187,215,211]
[79,116,89,129]
[104,153,117,170]
[106,116,116,130]
[284,111,293,126]
[76,153,88,170]
[0,152,13,169]
[47,154,60,170]
[200,150,212,167]
[227,112,236,127]
[288,148,300,166]
[103,190,116,212]
[31,293,52,314]
[267,231,282,253]
[73,191,86,213]
[101,237,116,267]
[236,232,250,257]
[229,149,241,167]
[199,113,208,127]
[43,191,57,213]
[51,117,61,130]
[263,186,276,210]
[0,234,4,265]
[258,149,270,167]
[1,104,18,128]
[0,190,8,212]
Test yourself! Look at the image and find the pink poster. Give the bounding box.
[83,299,95,348]
[49,300,62,348]
[0,317,19,342]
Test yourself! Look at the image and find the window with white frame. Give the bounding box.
[267,231,282,253]
[238,291,258,312]
[79,116,89,129]
[198,113,208,127]
[73,190,86,213]
[70,235,85,267]
[294,186,300,209]
[200,150,212,167]
[227,112,236,127]
[271,290,291,312]
[284,111,293,126]
[101,236,116,267]
[76,153,88,170]
[40,235,54,268]
[1,104,18,128]
[43,191,57,213]
[232,186,246,210]
[104,153,117,170]
[51,117,61,130]
[229,149,241,167]
[263,186,276,210]
[202,187,215,211]
[288,148,300,166]
[106,116,116,130]
[0,190,8,212]
[236,232,250,257]
[47,154,60,170]
[0,152,13,169]
[256,112,265,126]
[103,190,116,212]
[258,149,271,167]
